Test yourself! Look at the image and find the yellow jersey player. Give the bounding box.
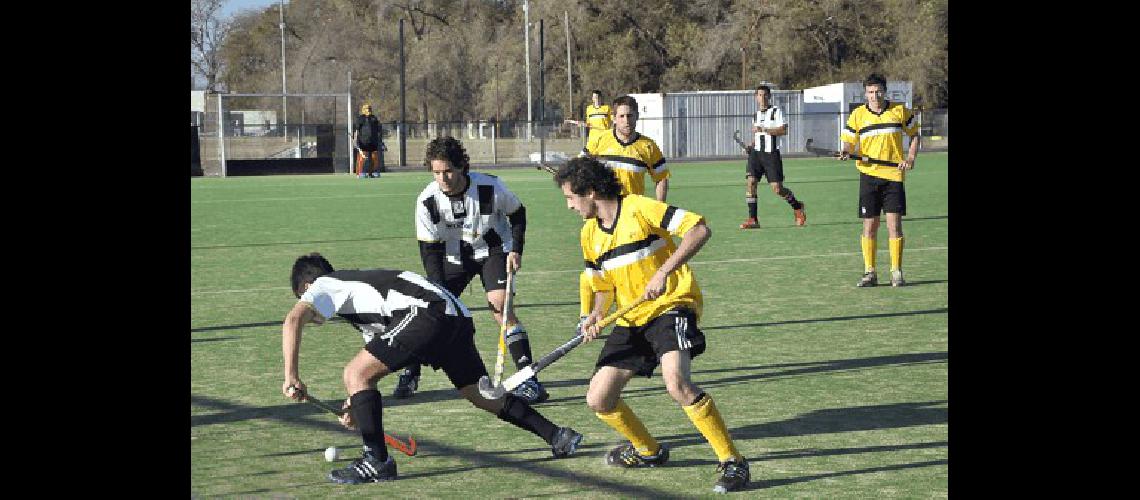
[577,94,671,323]
[552,156,750,494]
[839,73,920,287]
[564,90,613,155]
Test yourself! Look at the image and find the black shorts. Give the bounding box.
[363,306,487,389]
[858,173,907,218]
[746,149,785,183]
[442,251,509,297]
[595,308,706,378]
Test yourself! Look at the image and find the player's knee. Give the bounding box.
[585,388,615,413]
[342,365,369,392]
[664,379,697,405]
[486,300,501,316]
[771,184,783,195]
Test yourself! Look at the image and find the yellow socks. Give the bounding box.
[682,394,742,463]
[889,237,904,272]
[595,399,660,456]
[861,235,876,272]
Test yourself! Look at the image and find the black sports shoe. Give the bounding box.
[327,453,397,484]
[512,376,549,404]
[393,371,419,399]
[713,458,750,493]
[550,427,583,458]
[605,442,669,468]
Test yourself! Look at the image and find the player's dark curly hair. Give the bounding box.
[863,73,887,89]
[291,252,334,298]
[553,157,622,199]
[612,95,638,111]
[755,85,771,96]
[423,136,470,173]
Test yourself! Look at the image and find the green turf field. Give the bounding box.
[191,153,948,498]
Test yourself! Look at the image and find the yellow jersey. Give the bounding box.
[586,131,669,196]
[580,194,704,327]
[585,104,613,132]
[841,101,918,182]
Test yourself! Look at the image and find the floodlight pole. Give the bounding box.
[399,18,407,167]
[523,0,532,141]
[279,0,287,131]
[565,11,572,124]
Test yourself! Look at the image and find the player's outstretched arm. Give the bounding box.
[282,302,315,400]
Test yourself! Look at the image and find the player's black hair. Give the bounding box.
[864,73,887,89]
[612,95,638,112]
[591,89,603,98]
[291,252,334,298]
[554,156,623,200]
[755,85,771,96]
[423,136,470,173]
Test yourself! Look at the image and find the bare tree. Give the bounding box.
[191,0,233,91]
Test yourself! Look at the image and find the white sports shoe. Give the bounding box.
[890,270,906,287]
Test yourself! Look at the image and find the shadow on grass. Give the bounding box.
[702,307,948,331]
[747,458,948,491]
[732,214,947,230]
[190,301,579,334]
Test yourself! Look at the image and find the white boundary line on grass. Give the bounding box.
[191,246,947,295]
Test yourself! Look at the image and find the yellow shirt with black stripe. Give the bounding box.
[840,101,919,182]
[586,131,670,196]
[586,104,613,132]
[580,194,704,327]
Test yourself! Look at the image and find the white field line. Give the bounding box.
[191,246,947,296]
[191,176,859,204]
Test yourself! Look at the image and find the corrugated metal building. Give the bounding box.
[628,89,803,158]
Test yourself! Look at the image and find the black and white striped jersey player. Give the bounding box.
[398,136,549,404]
[282,254,583,484]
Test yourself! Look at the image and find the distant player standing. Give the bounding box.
[577,94,671,326]
[353,103,385,179]
[840,73,920,287]
[281,253,582,484]
[564,90,613,156]
[553,157,750,494]
[393,136,549,403]
[739,85,806,229]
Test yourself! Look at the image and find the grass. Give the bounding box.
[191,152,948,498]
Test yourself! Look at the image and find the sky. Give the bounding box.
[220,0,281,18]
[193,0,283,89]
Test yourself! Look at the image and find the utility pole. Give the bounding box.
[399,18,407,167]
[523,0,532,141]
[740,47,746,89]
[279,0,287,130]
[539,19,544,122]
[565,11,572,122]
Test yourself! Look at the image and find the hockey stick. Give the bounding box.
[492,268,517,386]
[287,386,418,456]
[805,139,899,167]
[732,130,752,154]
[535,163,558,175]
[477,296,648,399]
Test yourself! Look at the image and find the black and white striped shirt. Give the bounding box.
[300,269,471,343]
[752,106,785,153]
[415,172,523,263]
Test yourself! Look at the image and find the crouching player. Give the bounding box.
[281,253,582,484]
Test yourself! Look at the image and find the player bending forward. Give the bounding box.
[281,253,582,484]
